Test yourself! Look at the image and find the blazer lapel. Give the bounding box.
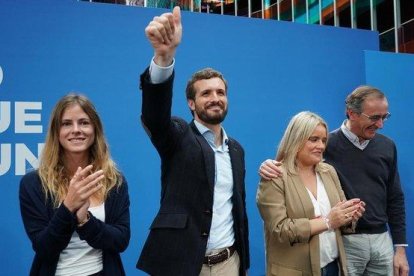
[290,173,316,219]
[227,139,242,198]
[318,168,340,207]
[190,121,215,193]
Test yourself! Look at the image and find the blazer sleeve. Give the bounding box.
[256,177,311,245]
[77,176,130,253]
[19,171,76,260]
[239,144,250,269]
[242,182,250,269]
[140,68,187,158]
[140,67,173,138]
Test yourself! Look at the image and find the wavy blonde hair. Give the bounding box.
[38,93,122,207]
[276,111,328,175]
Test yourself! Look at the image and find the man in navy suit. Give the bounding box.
[136,7,249,276]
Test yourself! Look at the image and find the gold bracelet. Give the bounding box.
[77,212,90,227]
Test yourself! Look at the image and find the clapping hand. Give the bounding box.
[327,199,365,229]
[63,165,104,213]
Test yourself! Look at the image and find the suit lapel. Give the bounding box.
[190,121,215,193]
[228,139,242,198]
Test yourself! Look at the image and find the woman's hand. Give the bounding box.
[327,199,364,229]
[63,165,104,213]
[351,200,365,222]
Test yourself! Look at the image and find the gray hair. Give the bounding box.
[345,85,385,118]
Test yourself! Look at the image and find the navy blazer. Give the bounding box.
[137,69,250,276]
[19,171,130,276]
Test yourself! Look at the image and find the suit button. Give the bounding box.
[201,232,209,237]
[204,209,212,216]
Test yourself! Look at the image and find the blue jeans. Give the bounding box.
[321,260,339,276]
[342,232,393,276]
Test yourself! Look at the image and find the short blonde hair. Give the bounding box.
[276,111,328,175]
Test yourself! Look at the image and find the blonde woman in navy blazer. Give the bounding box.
[19,94,130,276]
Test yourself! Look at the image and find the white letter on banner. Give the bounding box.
[0,65,3,85]
[0,102,11,133]
[0,144,11,176]
[15,143,44,175]
[15,102,43,133]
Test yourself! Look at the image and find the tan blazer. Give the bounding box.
[256,162,348,276]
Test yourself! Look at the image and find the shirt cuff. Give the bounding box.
[394,244,408,247]
[149,57,174,84]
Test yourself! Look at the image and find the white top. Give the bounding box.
[55,203,105,276]
[305,174,338,268]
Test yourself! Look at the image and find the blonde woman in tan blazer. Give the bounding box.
[257,111,365,276]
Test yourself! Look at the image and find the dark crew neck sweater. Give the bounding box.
[324,128,406,244]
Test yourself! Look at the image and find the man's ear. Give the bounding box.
[188,99,195,111]
[347,108,358,120]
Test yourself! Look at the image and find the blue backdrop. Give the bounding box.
[0,0,411,275]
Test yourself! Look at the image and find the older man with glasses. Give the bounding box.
[324,85,408,276]
[260,85,409,276]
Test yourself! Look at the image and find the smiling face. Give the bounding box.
[188,77,228,126]
[59,104,95,160]
[348,96,389,141]
[296,124,327,168]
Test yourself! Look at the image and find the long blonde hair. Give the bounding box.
[276,111,328,175]
[38,93,122,207]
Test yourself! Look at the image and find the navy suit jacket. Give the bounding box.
[137,69,250,276]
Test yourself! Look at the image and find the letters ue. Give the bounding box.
[0,101,44,176]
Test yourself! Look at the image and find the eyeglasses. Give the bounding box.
[360,112,391,122]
